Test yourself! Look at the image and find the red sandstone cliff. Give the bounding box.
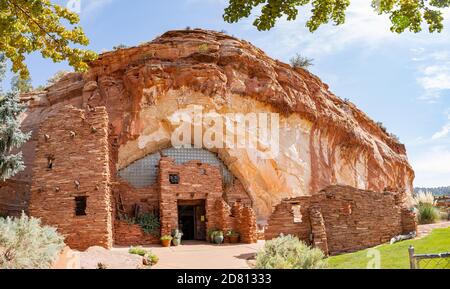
[2,29,414,220]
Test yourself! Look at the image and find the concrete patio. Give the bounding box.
[113,241,265,269]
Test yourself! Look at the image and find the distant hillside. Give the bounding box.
[414,186,450,196]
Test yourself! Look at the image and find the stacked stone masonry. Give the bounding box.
[28,106,113,250]
[265,185,417,255]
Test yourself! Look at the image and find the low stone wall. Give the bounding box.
[265,185,417,255]
[114,221,159,246]
[215,200,258,244]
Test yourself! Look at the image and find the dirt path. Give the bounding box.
[417,221,450,239]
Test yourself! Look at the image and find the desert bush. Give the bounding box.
[128,246,148,256]
[255,235,327,269]
[290,54,314,69]
[136,213,160,236]
[0,213,65,269]
[128,247,158,266]
[440,210,449,221]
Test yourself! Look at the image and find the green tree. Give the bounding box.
[223,0,450,33]
[46,70,70,86]
[10,75,33,93]
[0,88,30,181]
[290,54,314,69]
[0,0,97,78]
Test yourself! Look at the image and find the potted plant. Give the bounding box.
[226,230,240,244]
[207,228,218,243]
[160,235,173,247]
[213,230,224,245]
[172,229,183,246]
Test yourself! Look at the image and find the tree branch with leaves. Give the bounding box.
[223,0,450,33]
[0,0,97,78]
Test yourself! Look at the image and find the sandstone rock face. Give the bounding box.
[4,29,414,222]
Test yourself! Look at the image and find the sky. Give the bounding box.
[2,0,450,187]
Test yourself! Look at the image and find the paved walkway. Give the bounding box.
[113,241,265,269]
[417,221,450,238]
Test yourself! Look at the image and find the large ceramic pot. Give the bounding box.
[214,234,224,245]
[172,238,181,246]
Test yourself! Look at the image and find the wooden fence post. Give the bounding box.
[409,246,417,269]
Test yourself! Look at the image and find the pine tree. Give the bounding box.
[0,91,30,181]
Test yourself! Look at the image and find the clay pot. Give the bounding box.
[161,239,171,247]
[229,235,239,244]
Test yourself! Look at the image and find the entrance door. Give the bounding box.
[178,200,206,241]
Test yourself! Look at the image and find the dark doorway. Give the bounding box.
[178,200,206,240]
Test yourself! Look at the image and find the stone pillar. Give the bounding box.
[401,208,418,235]
[239,206,258,244]
[309,207,329,256]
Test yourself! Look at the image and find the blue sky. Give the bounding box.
[2,0,450,187]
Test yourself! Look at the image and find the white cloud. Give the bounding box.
[414,48,450,101]
[80,0,115,19]
[253,1,394,59]
[418,65,450,91]
[411,145,450,186]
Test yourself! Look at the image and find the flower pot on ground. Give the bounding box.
[160,235,173,247]
[226,230,240,244]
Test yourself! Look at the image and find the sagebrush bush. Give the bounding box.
[0,213,65,269]
[289,54,314,69]
[255,235,327,269]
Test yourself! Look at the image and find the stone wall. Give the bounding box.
[265,186,417,255]
[0,180,29,216]
[214,200,258,244]
[224,181,252,207]
[114,221,159,246]
[28,106,113,250]
[158,156,223,237]
[112,181,159,218]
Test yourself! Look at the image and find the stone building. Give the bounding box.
[265,186,417,255]
[0,29,416,252]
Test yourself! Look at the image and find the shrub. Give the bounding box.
[144,253,159,266]
[160,235,173,241]
[417,203,440,224]
[413,191,440,224]
[128,246,148,256]
[136,213,160,236]
[0,213,65,269]
[129,247,159,266]
[289,54,314,69]
[413,190,436,206]
[255,235,327,269]
[440,210,449,221]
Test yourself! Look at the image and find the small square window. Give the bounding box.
[75,196,87,216]
[169,174,180,184]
